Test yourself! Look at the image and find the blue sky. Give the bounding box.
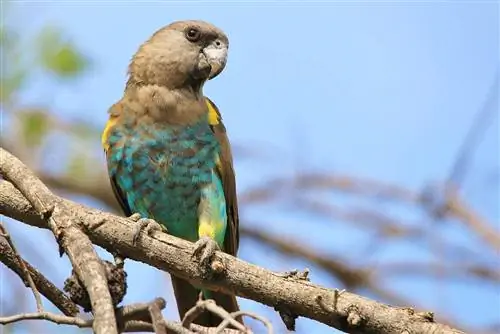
[2,1,499,334]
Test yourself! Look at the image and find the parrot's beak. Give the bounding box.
[202,41,228,80]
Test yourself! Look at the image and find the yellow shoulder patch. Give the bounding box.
[101,116,118,152]
[205,98,220,126]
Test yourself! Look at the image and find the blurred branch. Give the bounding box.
[379,262,500,284]
[442,189,500,253]
[296,197,482,260]
[0,149,466,334]
[446,70,499,189]
[241,224,412,306]
[294,173,499,252]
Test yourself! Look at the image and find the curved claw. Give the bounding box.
[129,213,167,245]
[192,236,220,277]
[128,213,142,222]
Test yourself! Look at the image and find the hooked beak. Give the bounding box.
[202,41,228,80]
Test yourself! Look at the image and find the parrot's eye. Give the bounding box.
[185,28,201,42]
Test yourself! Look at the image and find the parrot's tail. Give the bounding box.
[171,276,244,328]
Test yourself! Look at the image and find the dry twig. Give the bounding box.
[0,232,79,316]
[0,298,247,333]
[182,300,247,333]
[0,222,44,312]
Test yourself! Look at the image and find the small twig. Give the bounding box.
[164,321,196,334]
[148,299,167,334]
[0,233,78,315]
[216,310,272,334]
[0,221,44,312]
[117,299,166,324]
[0,308,246,334]
[182,300,247,332]
[0,311,90,327]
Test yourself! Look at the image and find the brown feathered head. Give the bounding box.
[128,20,229,90]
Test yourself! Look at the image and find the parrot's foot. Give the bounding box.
[129,213,167,245]
[192,236,220,278]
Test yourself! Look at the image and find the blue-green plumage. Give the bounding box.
[106,113,227,246]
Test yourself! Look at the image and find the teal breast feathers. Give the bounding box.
[106,119,227,243]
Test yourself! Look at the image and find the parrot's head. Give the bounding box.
[128,20,229,91]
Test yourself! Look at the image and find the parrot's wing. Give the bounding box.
[102,103,133,217]
[205,98,240,256]
[108,174,133,216]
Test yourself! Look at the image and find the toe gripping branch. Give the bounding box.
[128,213,167,245]
[192,236,225,279]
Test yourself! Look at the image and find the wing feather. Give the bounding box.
[102,106,133,217]
[205,98,240,256]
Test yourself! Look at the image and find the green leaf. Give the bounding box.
[37,26,89,78]
[0,69,27,102]
[18,109,51,147]
[66,152,89,180]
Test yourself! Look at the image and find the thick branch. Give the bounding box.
[0,178,465,334]
[0,148,117,334]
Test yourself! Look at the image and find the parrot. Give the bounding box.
[101,20,242,327]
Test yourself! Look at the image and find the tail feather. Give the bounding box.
[171,276,243,327]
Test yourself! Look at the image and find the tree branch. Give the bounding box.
[0,232,79,316]
[0,298,247,334]
[0,222,44,312]
[0,148,118,334]
[0,149,466,334]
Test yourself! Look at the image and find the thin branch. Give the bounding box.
[216,310,273,334]
[182,300,247,333]
[0,222,44,312]
[380,262,500,284]
[0,232,79,316]
[0,298,249,334]
[296,197,483,261]
[0,311,91,327]
[0,148,118,334]
[446,70,499,189]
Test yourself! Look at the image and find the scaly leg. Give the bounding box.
[192,236,220,278]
